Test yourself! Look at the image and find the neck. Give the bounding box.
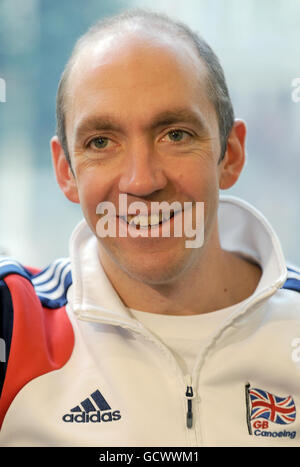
[97,233,262,316]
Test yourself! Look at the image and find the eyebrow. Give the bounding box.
[74,116,123,142]
[74,107,208,142]
[148,108,208,132]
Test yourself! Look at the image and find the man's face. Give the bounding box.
[62,32,227,284]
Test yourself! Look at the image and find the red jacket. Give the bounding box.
[0,258,74,429]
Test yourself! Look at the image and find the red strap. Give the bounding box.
[0,274,74,428]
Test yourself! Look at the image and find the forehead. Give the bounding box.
[65,31,216,135]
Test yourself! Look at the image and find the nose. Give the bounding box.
[118,140,167,197]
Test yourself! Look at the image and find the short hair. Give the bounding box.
[56,8,234,166]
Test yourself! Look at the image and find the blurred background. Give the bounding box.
[0,0,299,268]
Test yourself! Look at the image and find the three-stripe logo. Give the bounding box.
[62,389,121,423]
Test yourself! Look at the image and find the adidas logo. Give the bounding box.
[62,389,121,423]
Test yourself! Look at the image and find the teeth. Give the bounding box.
[162,210,174,222]
[125,211,177,227]
[148,214,160,226]
[129,214,160,227]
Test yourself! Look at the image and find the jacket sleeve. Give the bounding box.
[0,272,74,429]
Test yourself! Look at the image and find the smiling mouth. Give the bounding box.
[120,210,177,229]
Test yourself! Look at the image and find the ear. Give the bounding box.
[218,119,246,190]
[50,136,80,203]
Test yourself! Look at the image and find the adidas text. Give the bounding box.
[62,410,121,423]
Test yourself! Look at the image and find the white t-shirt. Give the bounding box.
[129,300,250,376]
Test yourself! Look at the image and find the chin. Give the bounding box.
[114,247,197,286]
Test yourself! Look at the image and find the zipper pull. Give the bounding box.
[185,384,194,429]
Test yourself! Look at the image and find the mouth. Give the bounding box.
[119,210,177,229]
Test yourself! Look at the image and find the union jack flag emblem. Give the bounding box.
[249,387,296,425]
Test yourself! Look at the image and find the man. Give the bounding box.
[0,9,299,447]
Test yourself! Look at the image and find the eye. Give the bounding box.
[168,130,185,142]
[162,129,193,143]
[88,136,110,149]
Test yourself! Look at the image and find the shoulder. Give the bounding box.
[0,256,72,308]
[0,257,74,429]
[281,263,300,294]
[269,263,300,318]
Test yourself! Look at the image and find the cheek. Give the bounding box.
[174,160,220,234]
[174,158,219,201]
[76,169,113,230]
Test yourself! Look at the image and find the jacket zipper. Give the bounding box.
[185,375,194,429]
[132,322,198,433]
[186,386,193,428]
[134,323,198,438]
[75,312,198,440]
